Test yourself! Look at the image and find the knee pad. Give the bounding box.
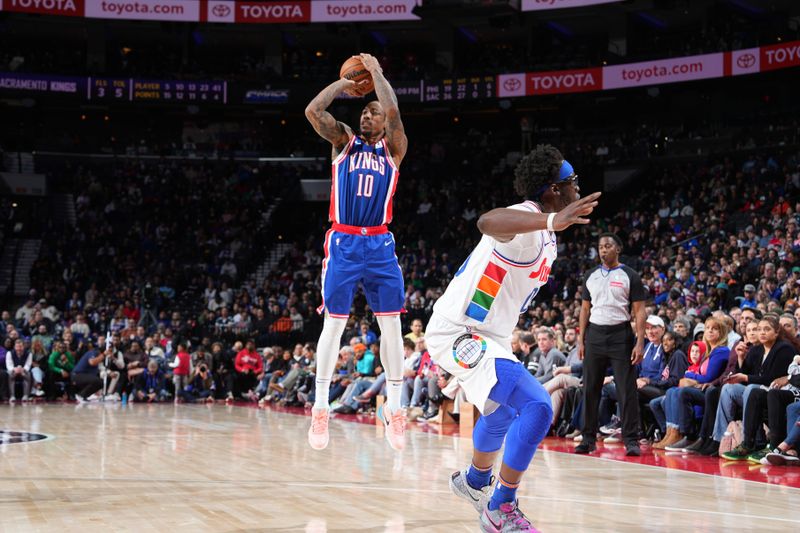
[518,399,553,446]
[473,405,516,453]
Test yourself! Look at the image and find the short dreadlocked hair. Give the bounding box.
[514,144,564,199]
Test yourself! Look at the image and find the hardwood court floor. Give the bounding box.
[0,403,798,532]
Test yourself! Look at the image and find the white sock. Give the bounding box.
[376,315,404,412]
[313,314,347,410]
[314,378,331,410]
[386,379,402,412]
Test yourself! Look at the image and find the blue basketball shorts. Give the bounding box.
[317,229,405,318]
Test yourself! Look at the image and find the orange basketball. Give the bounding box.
[340,56,374,96]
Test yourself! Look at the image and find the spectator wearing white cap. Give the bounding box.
[635,316,668,401]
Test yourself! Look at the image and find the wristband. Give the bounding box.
[546,212,556,233]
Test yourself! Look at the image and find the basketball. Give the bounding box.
[340,56,374,96]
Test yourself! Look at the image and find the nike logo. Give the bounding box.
[484,510,502,529]
[384,240,392,246]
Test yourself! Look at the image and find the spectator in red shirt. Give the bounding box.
[169,341,191,401]
[122,300,141,323]
[235,339,264,401]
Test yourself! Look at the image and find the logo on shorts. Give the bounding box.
[0,430,52,445]
[452,333,487,369]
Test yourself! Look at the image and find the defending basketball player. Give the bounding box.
[304,53,409,451]
[426,145,600,532]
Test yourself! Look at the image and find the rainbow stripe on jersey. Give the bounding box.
[465,262,507,322]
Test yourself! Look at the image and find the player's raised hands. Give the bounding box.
[552,191,601,231]
[359,53,383,74]
[340,78,371,97]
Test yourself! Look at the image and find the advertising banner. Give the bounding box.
[225,1,310,24]
[760,40,800,72]
[0,72,85,96]
[520,0,622,11]
[310,0,420,22]
[496,73,526,98]
[527,67,601,95]
[729,47,760,77]
[243,87,290,104]
[602,52,724,90]
[0,0,84,16]
[84,0,199,21]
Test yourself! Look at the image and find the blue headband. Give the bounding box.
[559,160,576,181]
[535,160,576,197]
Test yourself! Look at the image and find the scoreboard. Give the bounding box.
[423,76,495,102]
[89,78,227,103]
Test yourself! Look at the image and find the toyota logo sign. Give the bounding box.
[737,53,756,69]
[503,78,522,92]
[212,4,231,17]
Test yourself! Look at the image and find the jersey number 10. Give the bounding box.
[356,173,374,198]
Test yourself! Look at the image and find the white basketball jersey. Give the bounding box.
[432,201,557,342]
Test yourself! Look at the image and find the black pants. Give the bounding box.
[235,372,258,396]
[72,373,103,398]
[582,323,639,444]
[0,369,8,400]
[743,387,771,448]
[699,386,721,440]
[767,389,798,448]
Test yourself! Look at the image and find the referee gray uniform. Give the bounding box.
[580,264,647,445]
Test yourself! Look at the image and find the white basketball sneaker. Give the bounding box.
[378,404,407,451]
[449,469,494,513]
[307,407,330,450]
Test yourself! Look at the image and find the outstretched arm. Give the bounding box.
[477,192,601,242]
[305,79,357,153]
[359,53,408,163]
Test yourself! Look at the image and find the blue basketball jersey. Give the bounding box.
[329,136,399,227]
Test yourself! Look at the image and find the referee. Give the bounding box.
[576,233,647,456]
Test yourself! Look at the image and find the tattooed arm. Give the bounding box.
[359,53,408,165]
[305,79,357,155]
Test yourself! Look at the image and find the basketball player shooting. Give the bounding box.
[304,53,409,451]
[425,145,601,532]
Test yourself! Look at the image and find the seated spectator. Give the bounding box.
[400,338,424,408]
[70,314,91,341]
[32,324,54,353]
[718,315,798,461]
[29,339,49,398]
[144,337,166,370]
[47,340,75,400]
[260,346,291,403]
[531,327,567,384]
[327,346,356,404]
[268,343,315,405]
[649,339,700,438]
[404,319,425,343]
[101,340,126,399]
[133,360,168,403]
[179,363,215,403]
[356,321,378,346]
[635,316,668,395]
[518,332,537,373]
[124,340,147,391]
[6,339,32,402]
[213,341,236,401]
[765,356,800,465]
[406,339,435,420]
[415,368,451,422]
[234,339,263,401]
[654,316,730,452]
[332,343,378,413]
